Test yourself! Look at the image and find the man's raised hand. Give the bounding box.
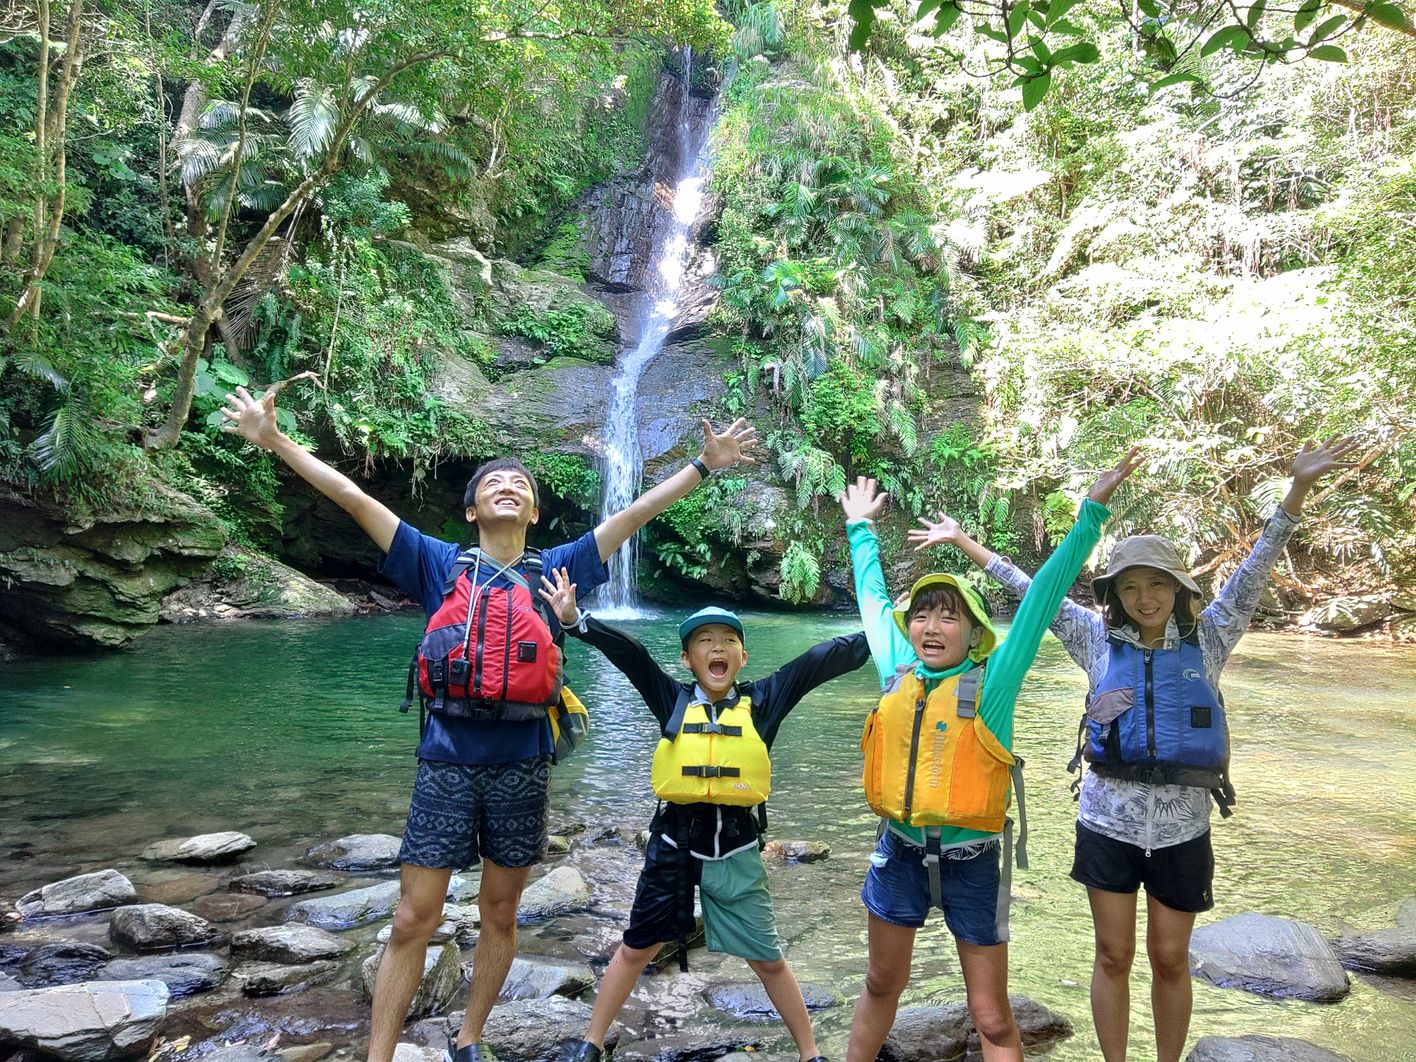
[700,418,758,470]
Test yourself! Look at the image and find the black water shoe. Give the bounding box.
[558,1042,603,1062]
[444,1043,499,1062]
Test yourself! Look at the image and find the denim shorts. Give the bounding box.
[397,756,550,870]
[860,828,1008,946]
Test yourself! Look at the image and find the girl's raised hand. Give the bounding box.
[1291,435,1361,486]
[840,476,888,522]
[1087,446,1144,506]
[538,567,579,627]
[908,511,963,552]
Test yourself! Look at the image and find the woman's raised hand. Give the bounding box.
[1087,446,1144,507]
[538,567,579,627]
[840,476,888,523]
[1291,435,1361,487]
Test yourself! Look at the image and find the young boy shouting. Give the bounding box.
[536,571,869,1062]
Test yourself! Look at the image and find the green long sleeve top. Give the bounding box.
[846,498,1111,847]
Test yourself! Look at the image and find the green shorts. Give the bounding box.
[701,846,782,962]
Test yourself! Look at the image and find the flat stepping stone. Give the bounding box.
[1190,913,1350,1002]
[141,831,256,864]
[228,869,343,897]
[0,979,169,1059]
[234,959,342,997]
[190,892,267,922]
[9,940,112,988]
[285,875,470,931]
[96,952,228,997]
[1334,897,1416,976]
[233,924,356,964]
[882,994,1073,1059]
[17,870,137,918]
[134,871,220,905]
[703,978,844,1020]
[304,833,402,871]
[1187,1035,1351,1061]
[108,903,225,952]
[518,866,590,923]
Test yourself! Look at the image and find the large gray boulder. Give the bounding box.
[228,869,344,897]
[160,546,355,624]
[141,831,256,864]
[1190,913,1350,1002]
[285,874,471,931]
[232,923,357,964]
[496,956,595,1001]
[703,979,844,1021]
[880,995,1074,1059]
[480,996,620,1059]
[518,866,591,923]
[1334,897,1416,976]
[96,952,228,997]
[1187,1035,1351,1061]
[18,869,138,918]
[360,942,462,1018]
[305,833,403,871]
[0,979,169,1059]
[108,903,225,951]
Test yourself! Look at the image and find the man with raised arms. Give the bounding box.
[221,386,756,1062]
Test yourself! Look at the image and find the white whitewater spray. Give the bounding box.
[596,50,719,617]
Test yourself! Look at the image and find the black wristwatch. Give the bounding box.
[690,457,711,480]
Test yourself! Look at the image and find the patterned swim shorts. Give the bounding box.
[397,756,551,870]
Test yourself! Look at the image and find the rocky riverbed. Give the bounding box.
[4,821,1409,1061]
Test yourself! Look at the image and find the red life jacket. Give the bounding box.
[402,548,562,722]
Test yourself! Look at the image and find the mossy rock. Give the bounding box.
[161,547,355,623]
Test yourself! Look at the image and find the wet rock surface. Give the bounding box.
[304,833,403,871]
[285,881,401,931]
[228,869,344,898]
[702,979,844,1021]
[96,952,229,997]
[1333,897,1416,976]
[1187,1035,1352,1061]
[234,959,343,998]
[878,994,1074,1060]
[0,978,169,1059]
[5,939,113,988]
[141,831,257,864]
[518,865,591,923]
[233,924,357,964]
[359,942,462,1018]
[109,903,226,952]
[761,839,830,864]
[191,892,268,922]
[18,869,138,919]
[496,955,595,1001]
[1190,913,1351,1002]
[416,996,620,1059]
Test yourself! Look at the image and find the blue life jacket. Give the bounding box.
[1073,633,1235,815]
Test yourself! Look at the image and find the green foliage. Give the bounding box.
[523,451,602,510]
[498,302,616,363]
[778,539,821,602]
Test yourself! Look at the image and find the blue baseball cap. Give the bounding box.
[679,606,745,645]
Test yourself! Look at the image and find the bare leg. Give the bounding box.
[747,956,820,1060]
[1087,887,1139,1062]
[582,940,662,1047]
[955,941,1021,1061]
[368,864,454,1062]
[845,915,917,1062]
[455,859,532,1047]
[1146,894,1197,1062]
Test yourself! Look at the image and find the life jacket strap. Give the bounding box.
[923,829,944,913]
[1010,757,1029,870]
[681,722,743,736]
[955,666,981,719]
[681,765,741,779]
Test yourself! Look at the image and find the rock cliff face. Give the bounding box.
[0,484,226,652]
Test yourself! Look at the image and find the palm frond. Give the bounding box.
[30,400,107,480]
[289,79,340,167]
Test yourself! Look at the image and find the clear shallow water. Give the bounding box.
[1,612,1414,1058]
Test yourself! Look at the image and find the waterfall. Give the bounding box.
[595,52,719,618]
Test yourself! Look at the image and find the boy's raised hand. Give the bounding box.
[840,476,888,522]
[1087,446,1144,507]
[1291,435,1361,486]
[538,567,579,627]
[701,418,758,470]
[907,511,963,552]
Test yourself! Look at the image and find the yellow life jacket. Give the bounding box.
[651,691,771,808]
[860,665,1017,832]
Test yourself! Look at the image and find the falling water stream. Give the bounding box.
[597,50,720,618]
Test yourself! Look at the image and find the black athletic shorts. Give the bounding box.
[1070,821,1215,913]
[397,756,550,870]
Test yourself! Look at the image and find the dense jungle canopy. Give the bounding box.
[0,0,1413,649]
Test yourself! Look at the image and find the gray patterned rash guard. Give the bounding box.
[984,507,1301,852]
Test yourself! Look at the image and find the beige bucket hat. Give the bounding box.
[1090,535,1201,602]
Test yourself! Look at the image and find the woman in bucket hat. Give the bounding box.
[910,437,1359,1062]
[838,449,1141,1062]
